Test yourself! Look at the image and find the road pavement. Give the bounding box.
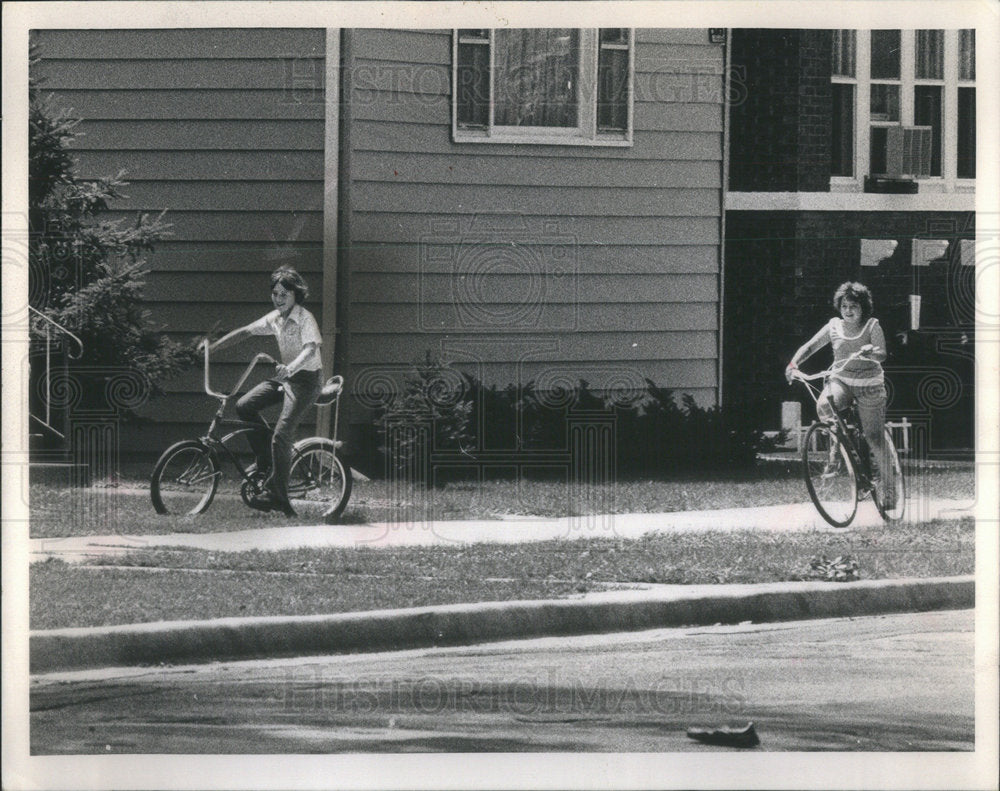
[30,610,974,753]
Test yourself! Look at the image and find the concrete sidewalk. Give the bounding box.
[31,497,975,563]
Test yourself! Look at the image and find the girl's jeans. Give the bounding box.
[236,369,322,505]
[817,377,892,482]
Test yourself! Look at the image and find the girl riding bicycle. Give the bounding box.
[207,266,322,517]
[785,281,896,508]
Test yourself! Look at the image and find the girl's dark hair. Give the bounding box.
[270,266,309,303]
[833,281,873,320]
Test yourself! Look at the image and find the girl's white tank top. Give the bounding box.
[829,317,884,386]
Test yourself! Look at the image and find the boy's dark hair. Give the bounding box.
[833,281,873,321]
[270,266,309,303]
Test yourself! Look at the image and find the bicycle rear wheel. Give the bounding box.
[151,440,219,515]
[802,422,858,527]
[288,439,352,523]
[871,428,905,521]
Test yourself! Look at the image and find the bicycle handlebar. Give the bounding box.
[203,342,276,401]
[788,346,878,383]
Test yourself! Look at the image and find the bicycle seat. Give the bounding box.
[315,375,343,407]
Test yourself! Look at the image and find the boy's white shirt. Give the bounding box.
[248,304,323,373]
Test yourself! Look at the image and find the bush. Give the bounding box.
[375,353,474,471]
[374,359,772,480]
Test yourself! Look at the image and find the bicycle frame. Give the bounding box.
[199,342,345,480]
[196,344,281,479]
[790,350,877,487]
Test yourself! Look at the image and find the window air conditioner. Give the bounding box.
[865,125,932,193]
[884,125,933,179]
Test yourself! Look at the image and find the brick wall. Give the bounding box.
[796,31,833,192]
[722,211,798,408]
[729,29,832,192]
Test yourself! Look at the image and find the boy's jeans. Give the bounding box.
[236,370,322,505]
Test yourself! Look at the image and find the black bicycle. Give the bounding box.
[150,344,352,523]
[789,349,905,527]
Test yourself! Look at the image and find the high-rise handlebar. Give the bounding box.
[203,341,276,401]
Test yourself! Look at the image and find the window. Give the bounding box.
[957,30,975,179]
[831,30,856,177]
[829,29,976,189]
[453,29,633,145]
[913,30,943,175]
[869,30,901,176]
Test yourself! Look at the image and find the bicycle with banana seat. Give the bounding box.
[150,343,352,523]
[789,346,905,527]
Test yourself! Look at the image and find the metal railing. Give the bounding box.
[29,306,84,440]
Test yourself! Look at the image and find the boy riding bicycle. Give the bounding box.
[785,281,897,509]
[206,266,322,517]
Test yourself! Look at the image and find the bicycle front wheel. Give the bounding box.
[871,428,905,522]
[288,440,353,523]
[151,440,220,515]
[802,422,858,527]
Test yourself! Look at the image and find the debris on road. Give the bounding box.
[686,721,760,748]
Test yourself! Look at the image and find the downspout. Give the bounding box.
[718,29,731,408]
[318,28,341,437]
[335,30,355,431]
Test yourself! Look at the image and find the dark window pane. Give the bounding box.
[960,30,975,80]
[457,42,489,128]
[597,47,628,131]
[914,85,942,176]
[600,28,628,44]
[915,30,943,79]
[870,126,888,175]
[831,30,856,77]
[870,30,900,79]
[958,87,975,178]
[494,29,579,127]
[459,29,489,41]
[870,83,899,122]
[831,83,854,176]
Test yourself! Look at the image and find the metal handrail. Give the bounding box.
[28,306,84,359]
[29,306,85,439]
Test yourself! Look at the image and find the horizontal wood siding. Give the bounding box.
[344,28,723,405]
[34,29,326,451]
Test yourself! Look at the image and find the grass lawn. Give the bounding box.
[30,517,973,629]
[28,460,975,539]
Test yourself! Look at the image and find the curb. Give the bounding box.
[30,576,974,674]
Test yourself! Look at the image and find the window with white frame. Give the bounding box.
[453,29,633,145]
[830,29,975,188]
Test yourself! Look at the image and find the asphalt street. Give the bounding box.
[31,609,973,753]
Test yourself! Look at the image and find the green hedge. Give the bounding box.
[371,358,776,480]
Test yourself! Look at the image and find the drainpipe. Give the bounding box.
[718,29,731,408]
[318,28,341,438]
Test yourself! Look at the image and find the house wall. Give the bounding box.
[33,27,727,460]
[729,29,831,193]
[32,29,327,453]
[341,28,726,419]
